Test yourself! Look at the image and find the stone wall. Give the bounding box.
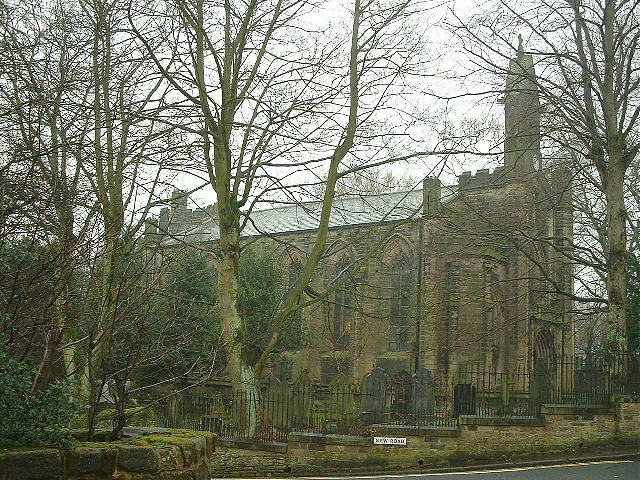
[176,400,640,477]
[288,408,624,473]
[616,396,640,442]
[14,402,631,479]
[540,405,618,446]
[0,432,214,480]
[210,439,289,477]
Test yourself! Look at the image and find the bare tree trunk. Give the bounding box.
[217,224,260,434]
[31,214,76,391]
[605,154,628,351]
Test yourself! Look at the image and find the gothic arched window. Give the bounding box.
[287,258,304,347]
[388,252,413,352]
[333,257,354,349]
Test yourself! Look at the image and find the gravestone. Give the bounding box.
[391,370,412,414]
[266,380,292,429]
[454,383,477,415]
[411,367,435,415]
[361,367,386,424]
[575,364,606,404]
[291,370,312,428]
[329,375,357,423]
[530,361,551,412]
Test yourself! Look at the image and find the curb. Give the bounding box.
[293,450,640,478]
[416,451,640,475]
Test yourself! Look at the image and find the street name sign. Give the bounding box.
[373,437,407,445]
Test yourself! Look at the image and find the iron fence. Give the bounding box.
[546,354,639,404]
[152,375,455,442]
[154,390,290,442]
[454,353,640,416]
[150,353,639,443]
[454,365,540,417]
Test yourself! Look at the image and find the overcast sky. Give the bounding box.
[168,0,514,212]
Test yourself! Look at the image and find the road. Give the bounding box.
[295,460,640,480]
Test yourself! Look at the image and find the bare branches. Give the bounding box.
[453,0,639,352]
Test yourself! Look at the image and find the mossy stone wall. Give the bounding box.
[3,400,638,478]
[0,432,214,480]
[203,400,640,476]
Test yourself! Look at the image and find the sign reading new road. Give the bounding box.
[372,437,407,445]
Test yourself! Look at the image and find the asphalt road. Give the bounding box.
[297,460,640,480]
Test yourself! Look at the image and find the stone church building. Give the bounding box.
[148,47,574,386]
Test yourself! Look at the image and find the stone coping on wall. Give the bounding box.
[540,404,616,415]
[611,394,640,403]
[288,432,371,447]
[216,437,287,453]
[458,415,545,426]
[0,430,214,480]
[368,424,461,437]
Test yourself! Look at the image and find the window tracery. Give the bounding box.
[333,257,354,349]
[388,251,413,352]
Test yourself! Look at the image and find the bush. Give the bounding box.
[0,348,81,448]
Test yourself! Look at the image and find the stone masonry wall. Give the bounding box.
[209,439,289,477]
[540,405,618,446]
[0,432,214,480]
[616,397,640,442]
[284,401,639,474]
[197,401,640,477]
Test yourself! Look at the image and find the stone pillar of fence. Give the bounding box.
[615,395,640,442]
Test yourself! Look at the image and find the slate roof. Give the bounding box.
[164,185,457,245]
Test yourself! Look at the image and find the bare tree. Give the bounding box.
[0,0,213,439]
[307,166,419,199]
[0,0,96,390]
[71,0,197,438]
[128,0,449,429]
[453,0,640,351]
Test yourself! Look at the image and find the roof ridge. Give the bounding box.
[254,187,425,214]
[162,184,458,246]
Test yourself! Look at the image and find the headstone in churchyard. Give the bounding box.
[391,370,412,414]
[529,360,551,413]
[362,367,386,424]
[575,362,605,404]
[266,380,292,429]
[291,370,312,428]
[329,375,357,426]
[411,367,435,415]
[453,383,477,415]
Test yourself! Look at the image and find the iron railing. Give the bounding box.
[547,354,638,404]
[150,353,639,443]
[454,365,540,417]
[152,375,455,441]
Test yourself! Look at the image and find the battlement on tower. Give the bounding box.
[144,189,216,244]
[457,166,511,190]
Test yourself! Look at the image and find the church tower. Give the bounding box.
[504,37,541,174]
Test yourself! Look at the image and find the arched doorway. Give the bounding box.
[531,328,556,407]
